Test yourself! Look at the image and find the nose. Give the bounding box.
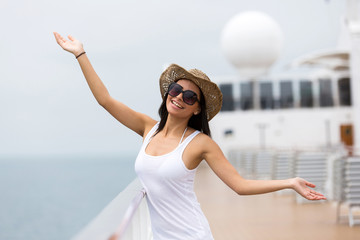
[174,92,184,102]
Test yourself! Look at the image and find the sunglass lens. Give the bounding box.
[168,83,181,97]
[183,91,197,105]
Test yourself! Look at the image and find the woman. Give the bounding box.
[53,32,326,240]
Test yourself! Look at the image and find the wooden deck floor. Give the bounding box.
[194,164,360,240]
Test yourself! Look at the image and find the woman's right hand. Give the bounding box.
[53,32,84,57]
[290,177,326,201]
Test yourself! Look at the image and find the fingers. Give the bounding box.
[305,181,316,188]
[53,32,60,43]
[314,191,326,200]
[53,32,62,41]
[68,35,75,41]
[307,189,326,200]
[311,195,327,200]
[53,32,66,45]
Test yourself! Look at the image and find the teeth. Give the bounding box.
[172,100,183,109]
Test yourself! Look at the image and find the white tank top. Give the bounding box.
[135,123,214,240]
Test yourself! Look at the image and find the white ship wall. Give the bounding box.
[211,107,352,154]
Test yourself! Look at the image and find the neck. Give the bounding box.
[162,115,189,137]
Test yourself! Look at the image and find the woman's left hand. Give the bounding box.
[290,177,326,200]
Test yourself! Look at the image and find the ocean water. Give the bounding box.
[0,155,137,240]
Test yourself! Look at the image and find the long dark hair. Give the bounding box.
[155,89,211,137]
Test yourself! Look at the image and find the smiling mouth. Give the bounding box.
[171,100,184,109]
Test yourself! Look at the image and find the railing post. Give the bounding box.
[110,189,147,240]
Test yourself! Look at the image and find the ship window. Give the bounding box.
[338,77,351,106]
[240,82,253,110]
[319,79,334,107]
[260,82,274,109]
[224,129,234,137]
[279,81,293,108]
[300,80,313,107]
[220,84,234,111]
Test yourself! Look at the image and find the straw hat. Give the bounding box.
[159,64,223,121]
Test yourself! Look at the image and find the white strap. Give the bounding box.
[179,127,188,144]
[149,125,187,145]
[147,123,160,143]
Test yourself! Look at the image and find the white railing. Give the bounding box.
[228,147,342,199]
[228,146,360,226]
[335,156,360,227]
[72,178,152,240]
[110,188,151,240]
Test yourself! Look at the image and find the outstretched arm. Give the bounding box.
[53,32,156,136]
[200,136,326,200]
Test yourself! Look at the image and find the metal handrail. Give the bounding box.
[109,188,147,240]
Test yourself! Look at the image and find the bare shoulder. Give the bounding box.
[189,131,219,155]
[182,130,224,169]
[142,118,158,138]
[192,131,212,144]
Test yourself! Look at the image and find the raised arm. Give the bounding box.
[53,32,156,136]
[199,136,326,201]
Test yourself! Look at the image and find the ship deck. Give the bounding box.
[194,163,360,240]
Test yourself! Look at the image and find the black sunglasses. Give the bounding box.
[168,82,199,105]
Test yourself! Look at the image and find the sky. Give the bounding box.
[0,0,345,158]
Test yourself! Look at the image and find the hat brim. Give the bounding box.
[159,64,223,121]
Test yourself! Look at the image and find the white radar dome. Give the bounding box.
[221,11,284,78]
